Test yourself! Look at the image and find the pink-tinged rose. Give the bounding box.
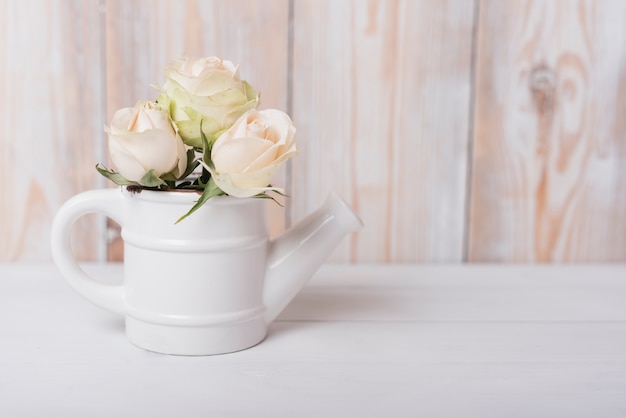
[106,101,188,183]
[210,109,296,197]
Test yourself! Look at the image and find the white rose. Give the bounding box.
[106,101,188,184]
[160,56,260,147]
[209,109,297,197]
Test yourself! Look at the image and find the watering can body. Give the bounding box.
[51,188,362,355]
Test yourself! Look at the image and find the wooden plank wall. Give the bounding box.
[470,0,626,262]
[1,0,625,263]
[291,1,474,262]
[0,0,106,261]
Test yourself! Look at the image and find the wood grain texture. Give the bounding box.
[290,0,475,262]
[469,0,626,261]
[4,0,626,263]
[0,0,105,261]
[4,264,626,416]
[104,0,290,260]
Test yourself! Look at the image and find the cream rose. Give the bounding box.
[160,56,260,147]
[209,109,296,197]
[106,101,188,184]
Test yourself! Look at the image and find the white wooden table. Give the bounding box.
[2,263,626,417]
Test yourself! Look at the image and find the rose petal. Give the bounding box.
[229,163,279,189]
[110,108,134,134]
[245,143,281,172]
[143,107,173,131]
[108,138,148,182]
[212,136,274,173]
[247,141,296,172]
[210,168,282,198]
[111,130,179,177]
[193,74,241,96]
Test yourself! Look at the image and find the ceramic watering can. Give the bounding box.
[51,188,363,355]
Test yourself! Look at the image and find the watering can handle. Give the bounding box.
[50,188,125,314]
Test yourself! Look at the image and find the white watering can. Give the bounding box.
[51,188,363,355]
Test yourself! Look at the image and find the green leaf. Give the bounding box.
[200,123,216,171]
[163,149,199,183]
[175,177,224,224]
[95,164,135,186]
[138,170,165,188]
[198,167,210,186]
[182,148,201,178]
[180,183,204,191]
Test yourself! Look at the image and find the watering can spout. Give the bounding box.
[262,192,363,324]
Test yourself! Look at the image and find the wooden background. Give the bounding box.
[1,0,625,263]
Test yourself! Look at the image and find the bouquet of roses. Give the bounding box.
[97,56,296,222]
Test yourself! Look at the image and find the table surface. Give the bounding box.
[2,263,626,417]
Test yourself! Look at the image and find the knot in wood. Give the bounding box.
[529,65,556,114]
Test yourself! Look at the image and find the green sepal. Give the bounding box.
[267,187,288,198]
[175,177,224,224]
[252,192,285,207]
[138,170,165,188]
[95,164,135,186]
[252,187,288,206]
[161,149,199,183]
